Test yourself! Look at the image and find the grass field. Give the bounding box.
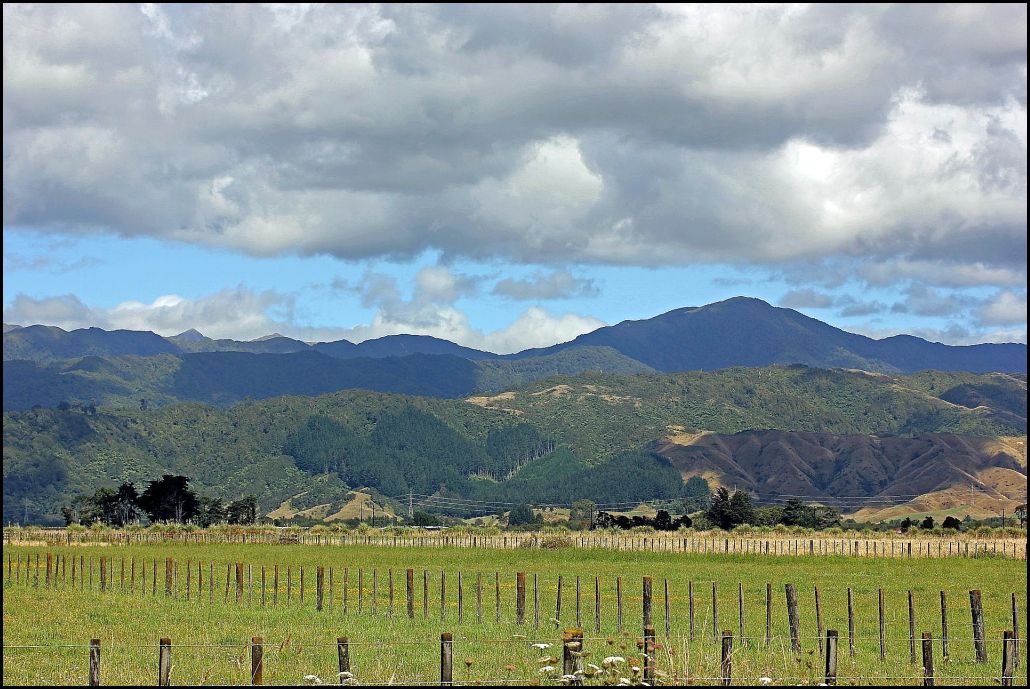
[2,543,1027,685]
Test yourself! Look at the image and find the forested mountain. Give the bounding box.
[2,346,651,410]
[510,297,1027,374]
[3,367,1025,525]
[5,297,1025,375]
[468,367,1027,461]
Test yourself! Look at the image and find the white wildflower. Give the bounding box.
[758,679,773,686]
[303,675,323,685]
[539,666,555,674]
[602,656,626,668]
[531,642,552,650]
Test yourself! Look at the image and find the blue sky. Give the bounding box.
[3,5,1026,352]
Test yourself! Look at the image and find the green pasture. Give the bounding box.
[2,543,1026,685]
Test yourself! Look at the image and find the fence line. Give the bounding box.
[4,551,1026,672]
[2,628,1026,686]
[4,527,1026,561]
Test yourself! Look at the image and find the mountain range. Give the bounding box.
[4,296,1026,525]
[3,297,1025,412]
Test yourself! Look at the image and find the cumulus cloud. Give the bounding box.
[778,289,835,309]
[975,290,1028,326]
[2,4,1024,284]
[330,264,602,351]
[2,288,306,342]
[3,278,605,354]
[779,289,889,319]
[890,285,975,318]
[493,270,598,300]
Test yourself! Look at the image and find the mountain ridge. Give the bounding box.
[5,297,1024,374]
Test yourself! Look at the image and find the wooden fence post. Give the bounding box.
[236,563,244,605]
[720,630,733,686]
[712,581,719,641]
[785,583,801,654]
[922,632,934,686]
[1002,630,1015,686]
[616,576,623,633]
[89,639,101,686]
[251,637,263,685]
[575,576,582,628]
[824,630,838,685]
[440,632,453,686]
[158,637,172,686]
[563,628,585,686]
[815,586,824,656]
[643,576,653,629]
[495,571,500,624]
[422,570,427,619]
[595,577,602,632]
[407,569,415,619]
[644,625,657,684]
[765,583,771,646]
[99,556,106,593]
[940,591,949,662]
[879,589,886,661]
[555,575,563,628]
[337,637,350,685]
[847,587,856,658]
[970,590,987,662]
[516,572,526,625]
[316,567,325,611]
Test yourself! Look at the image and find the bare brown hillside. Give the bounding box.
[656,431,1027,519]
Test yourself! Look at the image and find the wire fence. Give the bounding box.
[4,527,1027,560]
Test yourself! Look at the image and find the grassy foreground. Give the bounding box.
[2,543,1026,685]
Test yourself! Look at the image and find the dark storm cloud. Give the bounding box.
[3,4,1026,283]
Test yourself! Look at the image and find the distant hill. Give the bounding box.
[4,381,1024,525]
[467,367,1028,461]
[510,297,1027,374]
[319,334,496,360]
[168,329,312,354]
[5,297,1024,375]
[655,430,1026,518]
[3,324,182,363]
[2,345,654,410]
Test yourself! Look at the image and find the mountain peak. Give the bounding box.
[252,333,286,342]
[174,328,207,341]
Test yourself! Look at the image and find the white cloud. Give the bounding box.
[975,291,1028,327]
[493,270,598,300]
[2,4,1023,284]
[481,307,603,353]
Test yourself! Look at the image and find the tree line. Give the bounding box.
[62,474,257,527]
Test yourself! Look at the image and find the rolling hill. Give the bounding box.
[3,367,1025,525]
[5,297,1025,376]
[1,346,652,411]
[510,297,1027,374]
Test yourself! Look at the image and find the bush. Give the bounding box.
[539,534,574,549]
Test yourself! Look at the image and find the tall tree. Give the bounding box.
[138,475,199,523]
[226,495,258,525]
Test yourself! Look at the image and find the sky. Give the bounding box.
[3,4,1026,353]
